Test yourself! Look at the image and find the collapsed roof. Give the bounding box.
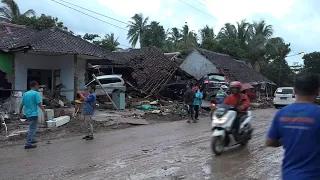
[111,47,178,94]
[196,48,274,84]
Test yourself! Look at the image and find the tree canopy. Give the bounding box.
[2,0,311,86]
[0,0,35,22]
[303,52,320,75]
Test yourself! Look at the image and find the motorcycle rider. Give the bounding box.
[223,81,250,139]
[216,85,228,104]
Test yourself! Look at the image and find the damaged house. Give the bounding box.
[180,48,274,84]
[87,47,185,97]
[0,22,117,101]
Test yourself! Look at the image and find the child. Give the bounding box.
[77,85,96,140]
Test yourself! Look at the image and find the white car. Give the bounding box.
[273,87,295,108]
[85,75,126,96]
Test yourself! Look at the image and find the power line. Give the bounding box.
[51,0,128,31]
[192,0,206,7]
[56,0,130,26]
[50,0,132,48]
[178,0,216,20]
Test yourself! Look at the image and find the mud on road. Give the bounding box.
[0,108,282,180]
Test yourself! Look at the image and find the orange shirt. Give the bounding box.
[223,93,250,113]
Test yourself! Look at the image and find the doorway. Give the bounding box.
[27,69,52,90]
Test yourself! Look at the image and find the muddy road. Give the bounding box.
[0,108,282,180]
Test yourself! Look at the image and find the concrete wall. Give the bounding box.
[14,53,75,101]
[77,58,86,90]
[180,49,218,80]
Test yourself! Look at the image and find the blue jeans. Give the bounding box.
[25,116,38,146]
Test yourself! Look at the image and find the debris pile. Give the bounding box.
[40,84,70,108]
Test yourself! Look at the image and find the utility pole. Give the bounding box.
[278,50,283,87]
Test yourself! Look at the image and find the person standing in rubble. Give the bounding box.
[184,84,196,123]
[19,81,45,149]
[193,86,203,122]
[77,84,96,140]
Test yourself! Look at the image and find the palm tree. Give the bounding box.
[168,27,182,42]
[105,33,121,50]
[162,40,185,53]
[216,20,277,71]
[247,20,274,53]
[217,19,251,47]
[181,24,189,43]
[94,33,121,51]
[200,25,215,40]
[246,20,275,71]
[0,0,35,22]
[180,24,198,46]
[217,23,237,40]
[199,25,216,49]
[127,13,149,48]
[235,20,251,50]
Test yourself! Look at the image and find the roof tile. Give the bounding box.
[111,47,178,94]
[0,23,36,51]
[197,48,273,84]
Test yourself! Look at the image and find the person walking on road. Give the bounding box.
[266,73,320,180]
[78,84,96,140]
[184,85,196,123]
[193,86,203,122]
[19,81,45,149]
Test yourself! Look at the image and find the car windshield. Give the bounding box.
[208,75,225,82]
[276,89,293,94]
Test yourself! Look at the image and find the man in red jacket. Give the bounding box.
[224,81,250,139]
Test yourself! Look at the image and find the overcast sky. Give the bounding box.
[14,0,320,65]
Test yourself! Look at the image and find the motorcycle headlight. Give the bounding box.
[212,116,228,124]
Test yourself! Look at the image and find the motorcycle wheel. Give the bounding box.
[211,137,224,156]
[240,141,248,146]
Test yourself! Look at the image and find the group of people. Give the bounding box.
[183,85,203,123]
[20,81,97,149]
[184,81,250,132]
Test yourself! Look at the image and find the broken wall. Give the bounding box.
[180,49,218,80]
[14,53,75,101]
[0,53,13,83]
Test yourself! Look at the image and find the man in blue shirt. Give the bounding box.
[193,86,203,122]
[266,73,320,180]
[78,84,96,140]
[19,81,45,149]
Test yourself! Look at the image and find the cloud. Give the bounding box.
[97,0,162,18]
[206,0,294,32]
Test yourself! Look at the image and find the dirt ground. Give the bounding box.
[0,110,194,147]
[0,108,281,180]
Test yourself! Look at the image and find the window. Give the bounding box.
[87,77,122,86]
[276,89,293,94]
[99,78,121,84]
[208,75,226,82]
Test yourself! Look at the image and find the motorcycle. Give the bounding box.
[210,103,253,155]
